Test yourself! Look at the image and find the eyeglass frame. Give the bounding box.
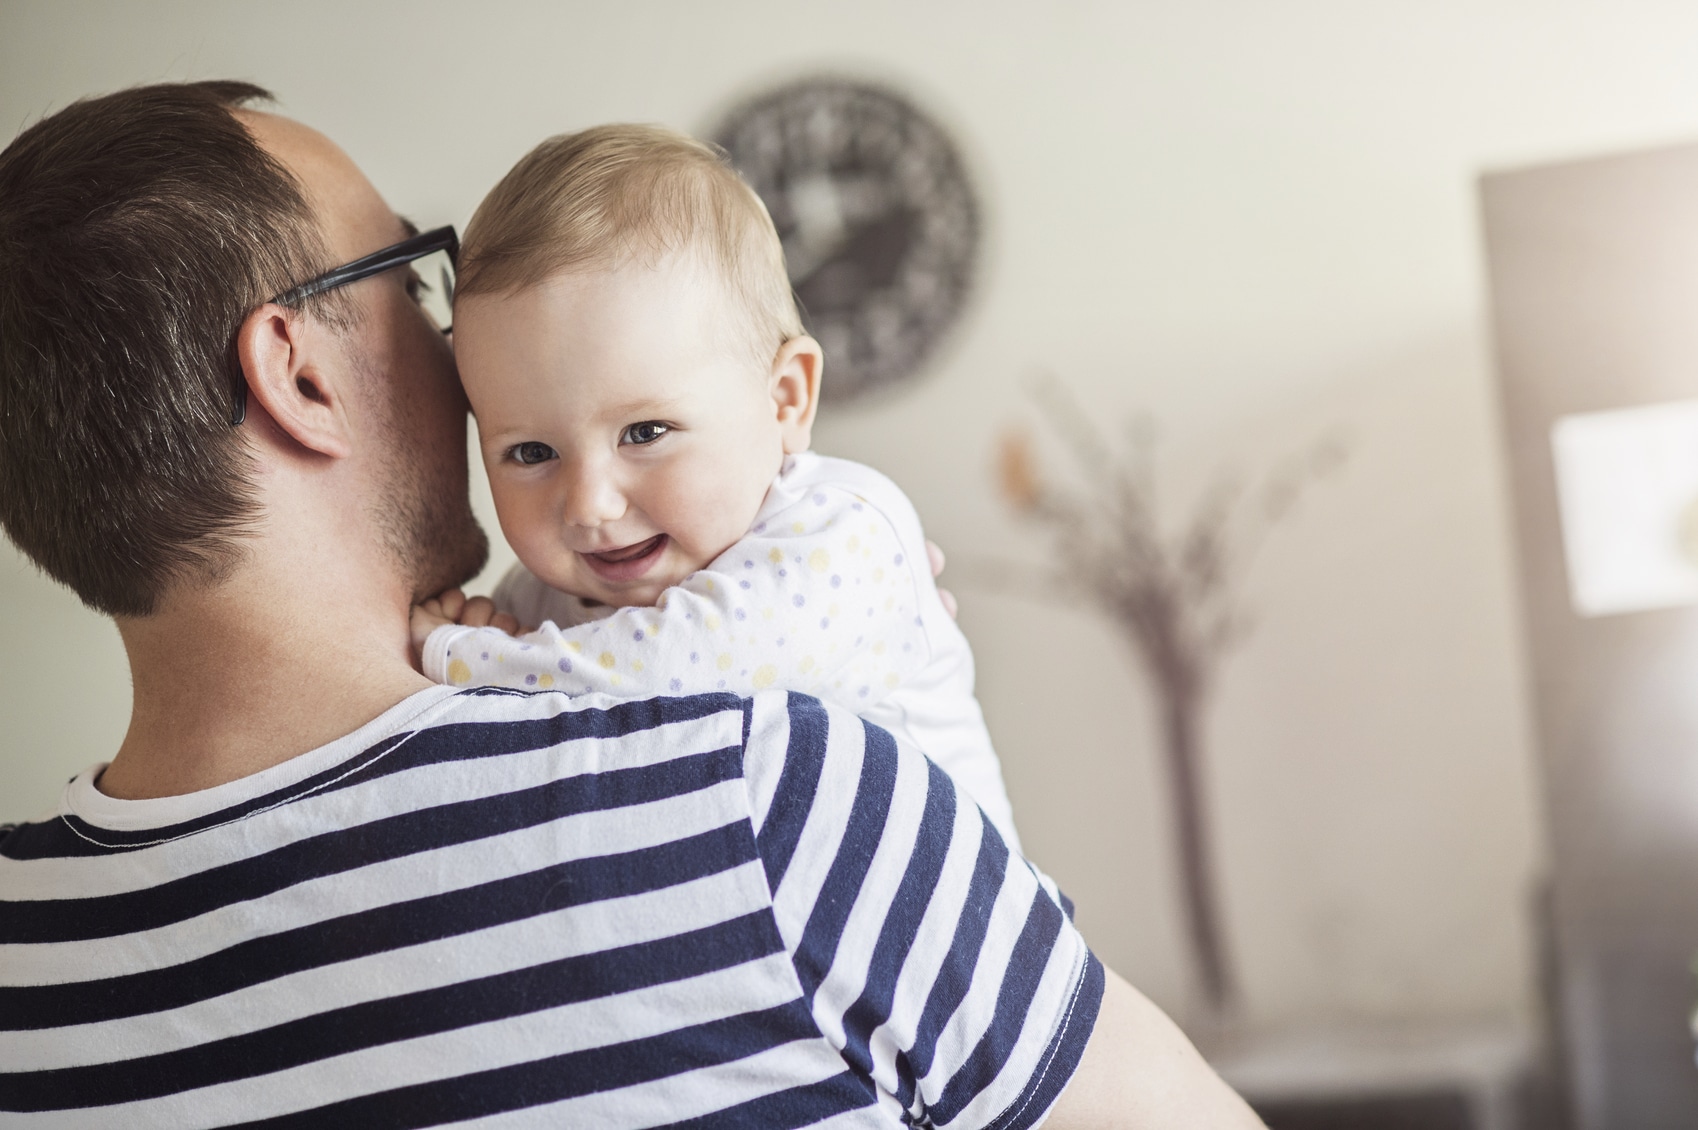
[229,224,459,426]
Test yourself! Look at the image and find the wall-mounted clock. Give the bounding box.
[714,78,981,403]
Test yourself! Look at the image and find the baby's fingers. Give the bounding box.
[491,612,521,634]
[458,595,504,629]
[432,588,468,621]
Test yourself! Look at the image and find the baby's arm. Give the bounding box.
[420,487,932,700]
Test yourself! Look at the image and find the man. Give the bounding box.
[0,82,1261,1127]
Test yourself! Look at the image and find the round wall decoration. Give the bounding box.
[713,78,981,404]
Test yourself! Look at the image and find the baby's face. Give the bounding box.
[453,256,797,608]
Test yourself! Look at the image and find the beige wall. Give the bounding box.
[8,0,1695,1033]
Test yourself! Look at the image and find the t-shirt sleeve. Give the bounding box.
[421,485,930,703]
[740,690,1103,1129]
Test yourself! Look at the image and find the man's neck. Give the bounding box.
[99,564,431,801]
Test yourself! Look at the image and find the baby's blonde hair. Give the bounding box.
[458,123,802,368]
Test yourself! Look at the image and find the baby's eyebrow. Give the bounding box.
[601,396,686,417]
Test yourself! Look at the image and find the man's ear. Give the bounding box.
[771,335,823,454]
[235,303,353,459]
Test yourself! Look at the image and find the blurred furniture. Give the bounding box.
[1482,141,1698,1127]
[1210,1021,1530,1130]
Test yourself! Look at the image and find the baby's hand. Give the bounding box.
[410,588,521,660]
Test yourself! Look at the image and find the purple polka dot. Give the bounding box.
[776,637,785,646]
[735,608,747,620]
[858,686,870,698]
[820,617,830,629]
[778,568,788,577]
[830,575,842,588]
[717,679,726,689]
[754,521,767,533]
[525,674,538,686]
[894,554,904,565]
[690,651,700,663]
[740,580,752,589]
[852,502,863,511]
[481,652,490,661]
[855,636,864,647]
[633,630,645,642]
[794,556,803,564]
[520,644,532,651]
[914,617,923,626]
[558,658,573,673]
[669,678,682,692]
[744,559,754,569]
[812,492,827,505]
[792,594,805,607]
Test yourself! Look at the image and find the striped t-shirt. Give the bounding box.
[0,686,1102,1128]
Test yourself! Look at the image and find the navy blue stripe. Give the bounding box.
[984,954,1104,1130]
[755,693,828,891]
[929,888,1067,1126]
[224,999,822,1129]
[0,909,785,1112]
[790,718,899,1004]
[893,813,1010,1111]
[0,745,742,944]
[837,757,956,1078]
[0,692,744,860]
[652,1069,877,1129]
[0,820,755,1031]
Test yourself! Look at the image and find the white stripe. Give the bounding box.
[4,859,774,1071]
[742,691,792,838]
[21,954,805,1129]
[941,938,1089,1130]
[808,733,931,1048]
[866,788,987,1099]
[917,853,1041,1105]
[766,706,866,951]
[2,778,749,984]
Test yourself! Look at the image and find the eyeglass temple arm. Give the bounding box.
[271,226,459,306]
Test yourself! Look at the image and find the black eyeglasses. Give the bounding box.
[230,225,459,426]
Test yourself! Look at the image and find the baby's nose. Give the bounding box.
[563,460,627,527]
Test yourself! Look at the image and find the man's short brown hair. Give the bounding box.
[457,123,802,367]
[0,81,344,616]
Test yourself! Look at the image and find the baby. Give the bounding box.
[414,124,1021,848]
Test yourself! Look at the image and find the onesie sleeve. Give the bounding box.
[421,484,932,701]
[740,690,1103,1128]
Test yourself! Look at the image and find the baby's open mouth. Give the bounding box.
[581,534,669,582]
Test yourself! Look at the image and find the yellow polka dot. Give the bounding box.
[793,521,806,533]
[769,547,784,564]
[847,535,860,552]
[705,614,721,631]
[611,674,622,686]
[704,578,716,593]
[885,673,900,688]
[446,659,472,686]
[752,664,777,690]
[885,597,895,611]
[599,651,616,668]
[567,640,582,654]
[718,653,733,671]
[829,604,840,617]
[873,641,886,655]
[869,523,879,535]
[874,568,885,582]
[538,673,555,689]
[631,660,644,673]
[809,548,830,573]
[762,607,774,620]
[799,656,816,673]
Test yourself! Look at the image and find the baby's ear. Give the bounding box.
[771,335,823,454]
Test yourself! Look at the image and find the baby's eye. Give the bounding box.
[621,421,671,446]
[509,441,558,466]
